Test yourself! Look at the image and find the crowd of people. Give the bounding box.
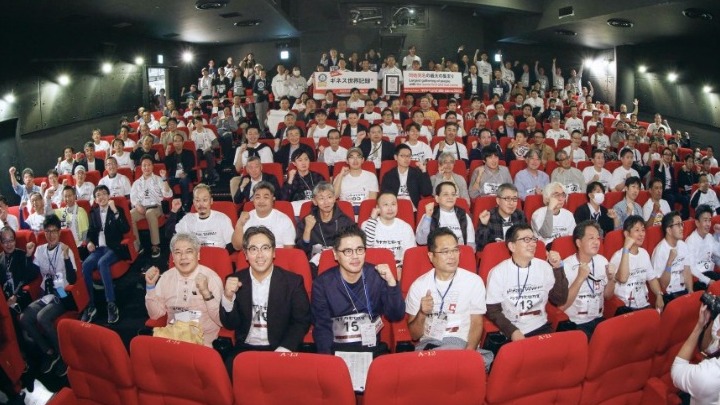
[1,45,720,403]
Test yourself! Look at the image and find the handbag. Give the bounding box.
[153,320,204,345]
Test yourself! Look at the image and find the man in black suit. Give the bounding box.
[389,98,409,124]
[381,144,432,208]
[220,226,310,373]
[164,133,197,210]
[1,226,39,314]
[463,65,484,100]
[653,148,689,219]
[232,156,281,204]
[360,124,395,170]
[80,185,130,324]
[73,142,105,174]
[274,125,315,171]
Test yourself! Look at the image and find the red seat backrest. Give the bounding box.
[357,199,416,231]
[131,336,233,405]
[191,201,239,224]
[552,235,577,260]
[299,201,354,222]
[365,351,486,405]
[523,194,545,222]
[566,192,588,213]
[400,246,477,297]
[273,248,313,296]
[487,331,588,405]
[169,246,233,281]
[58,319,137,405]
[233,352,355,405]
[581,309,661,404]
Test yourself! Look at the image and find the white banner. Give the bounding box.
[403,71,463,94]
[312,71,378,99]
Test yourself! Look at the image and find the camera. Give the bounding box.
[700,292,720,319]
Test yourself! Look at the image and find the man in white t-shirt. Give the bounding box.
[432,123,468,165]
[0,195,19,231]
[406,227,488,354]
[191,118,220,183]
[167,184,234,249]
[318,129,348,167]
[582,149,612,190]
[333,148,378,214]
[130,157,173,258]
[233,127,274,172]
[652,212,694,303]
[486,223,568,344]
[232,182,296,248]
[560,221,615,338]
[545,116,570,144]
[609,215,664,314]
[98,156,131,198]
[610,149,640,191]
[563,130,587,164]
[416,182,475,249]
[564,106,584,134]
[531,182,576,248]
[401,46,421,71]
[589,124,611,152]
[361,192,416,269]
[685,205,720,289]
[643,178,672,227]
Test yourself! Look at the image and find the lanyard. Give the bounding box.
[339,270,373,319]
[434,271,456,313]
[46,245,60,278]
[513,259,530,306]
[298,172,315,193]
[585,257,596,294]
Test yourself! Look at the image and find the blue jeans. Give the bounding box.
[82,246,118,305]
[168,176,192,207]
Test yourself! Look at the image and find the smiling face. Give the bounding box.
[428,234,460,275]
[333,235,366,276]
[377,193,398,221]
[252,187,274,216]
[193,187,213,218]
[172,239,199,276]
[508,228,537,262]
[245,232,275,274]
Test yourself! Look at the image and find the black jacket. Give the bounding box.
[164,149,197,182]
[0,249,40,309]
[86,206,131,260]
[463,75,483,100]
[574,204,615,236]
[359,139,395,163]
[275,143,316,171]
[219,267,311,351]
[653,162,676,192]
[381,167,432,208]
[73,158,105,174]
[233,173,282,204]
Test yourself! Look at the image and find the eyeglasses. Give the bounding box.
[1,239,15,245]
[432,247,460,256]
[439,193,458,198]
[397,154,412,159]
[551,192,567,199]
[246,245,273,255]
[337,247,366,257]
[513,236,538,244]
[669,222,683,228]
[44,229,60,235]
[498,196,519,202]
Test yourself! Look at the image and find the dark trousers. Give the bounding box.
[168,176,192,207]
[576,317,604,340]
[663,189,690,219]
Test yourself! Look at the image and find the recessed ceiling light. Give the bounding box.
[101,62,113,74]
[234,19,262,27]
[4,93,15,103]
[134,56,145,65]
[554,29,577,36]
[703,85,713,93]
[182,51,194,63]
[195,0,228,10]
[58,75,70,86]
[667,72,678,82]
[683,8,713,20]
[638,65,647,73]
[607,18,634,28]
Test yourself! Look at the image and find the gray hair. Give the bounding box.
[496,183,518,196]
[170,232,201,252]
[438,152,456,164]
[542,181,565,204]
[312,181,335,197]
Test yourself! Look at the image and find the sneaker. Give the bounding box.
[107,302,120,324]
[40,354,60,374]
[151,245,161,258]
[80,306,97,323]
[53,358,68,377]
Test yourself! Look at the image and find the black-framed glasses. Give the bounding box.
[337,247,366,257]
[246,245,273,255]
[432,247,460,256]
[1,238,15,245]
[513,236,538,244]
[498,196,519,202]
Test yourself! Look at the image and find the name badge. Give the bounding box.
[425,313,448,341]
[332,313,373,344]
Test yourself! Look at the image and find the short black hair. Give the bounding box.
[333,225,367,250]
[623,215,645,233]
[695,204,714,220]
[394,144,411,155]
[661,211,682,236]
[505,223,533,247]
[586,181,605,197]
[242,226,276,251]
[624,176,642,189]
[43,214,62,230]
[428,227,458,252]
[573,220,602,248]
[435,181,457,195]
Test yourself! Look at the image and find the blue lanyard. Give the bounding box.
[434,271,456,313]
[46,245,60,278]
[339,270,373,319]
[513,260,530,306]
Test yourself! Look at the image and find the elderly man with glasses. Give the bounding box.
[475,183,528,252]
[485,223,568,348]
[531,182,576,249]
[311,225,405,356]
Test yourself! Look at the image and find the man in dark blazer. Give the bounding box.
[274,125,316,171]
[220,226,310,373]
[653,148,689,219]
[381,144,432,208]
[80,184,130,324]
[0,227,40,314]
[164,133,197,210]
[463,65,484,100]
[359,124,395,170]
[232,156,281,204]
[73,142,105,174]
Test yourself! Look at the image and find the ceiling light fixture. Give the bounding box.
[182,51,194,63]
[101,62,113,74]
[683,8,713,21]
[4,93,15,103]
[58,75,70,86]
[195,0,228,10]
[134,56,145,65]
[703,85,712,93]
[554,29,577,36]
[607,18,634,28]
[638,65,647,73]
[234,19,262,27]
[667,72,678,82]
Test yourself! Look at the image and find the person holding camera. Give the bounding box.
[671,303,720,404]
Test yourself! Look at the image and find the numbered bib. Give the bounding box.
[425,313,448,341]
[332,313,377,345]
[348,192,365,206]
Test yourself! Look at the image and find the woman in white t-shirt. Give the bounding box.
[333,148,378,213]
[609,215,664,314]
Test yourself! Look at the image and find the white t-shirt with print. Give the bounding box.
[340,171,379,207]
[610,248,656,308]
[651,239,691,294]
[175,211,234,248]
[563,254,608,324]
[244,209,296,247]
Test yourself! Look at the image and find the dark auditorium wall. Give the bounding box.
[616,40,720,150]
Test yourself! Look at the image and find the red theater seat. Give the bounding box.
[58,319,137,405]
[130,336,233,405]
[364,351,486,405]
[486,331,588,405]
[581,309,661,404]
[233,352,355,405]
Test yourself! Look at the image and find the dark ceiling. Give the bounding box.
[4,0,718,49]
